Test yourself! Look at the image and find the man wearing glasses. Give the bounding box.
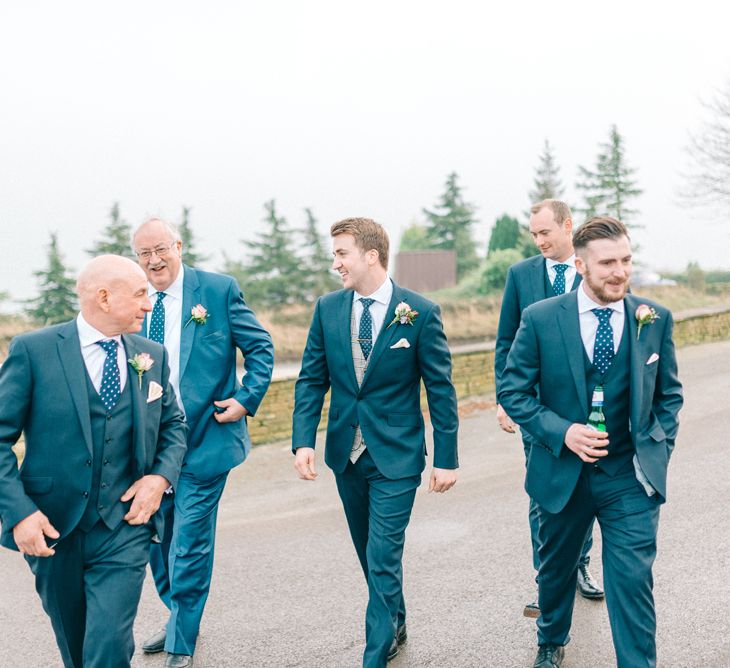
[132,218,274,668]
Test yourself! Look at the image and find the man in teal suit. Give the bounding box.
[293,218,459,667]
[499,217,683,668]
[495,199,603,617]
[133,218,274,668]
[0,255,187,668]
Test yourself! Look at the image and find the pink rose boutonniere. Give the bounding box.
[129,353,154,389]
[635,304,660,340]
[185,304,209,328]
[387,301,419,329]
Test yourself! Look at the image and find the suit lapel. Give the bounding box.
[557,292,589,411]
[57,322,94,457]
[530,256,549,302]
[359,282,402,391]
[624,295,645,434]
[337,290,358,391]
[179,265,200,380]
[122,334,147,474]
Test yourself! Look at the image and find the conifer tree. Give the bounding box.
[87,202,135,258]
[488,214,521,254]
[423,172,479,280]
[26,232,77,324]
[576,125,643,227]
[299,208,339,300]
[398,223,431,252]
[529,140,565,203]
[179,206,209,267]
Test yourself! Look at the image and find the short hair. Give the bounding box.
[330,217,389,269]
[130,217,182,250]
[530,199,572,227]
[573,216,630,252]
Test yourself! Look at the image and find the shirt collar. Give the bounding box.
[546,254,576,269]
[76,313,123,348]
[577,282,625,315]
[147,266,184,301]
[354,275,393,306]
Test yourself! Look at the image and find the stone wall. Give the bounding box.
[249,306,730,445]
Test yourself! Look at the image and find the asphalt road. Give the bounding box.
[1,341,729,667]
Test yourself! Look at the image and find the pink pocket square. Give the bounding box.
[645,353,659,365]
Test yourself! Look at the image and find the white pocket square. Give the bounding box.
[645,353,659,365]
[390,338,411,349]
[147,381,163,403]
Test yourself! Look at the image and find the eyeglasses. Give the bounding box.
[136,244,175,260]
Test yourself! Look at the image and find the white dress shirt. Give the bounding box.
[353,276,393,347]
[145,268,184,411]
[546,254,578,293]
[76,313,128,392]
[577,283,625,360]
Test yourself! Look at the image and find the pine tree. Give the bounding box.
[529,140,565,203]
[229,200,305,306]
[26,232,78,325]
[299,208,339,300]
[576,125,643,227]
[87,202,135,258]
[423,172,479,280]
[179,206,209,267]
[488,214,521,254]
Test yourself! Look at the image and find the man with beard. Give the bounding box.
[499,217,683,668]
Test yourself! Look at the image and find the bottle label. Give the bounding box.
[591,385,604,405]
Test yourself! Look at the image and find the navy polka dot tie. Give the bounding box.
[149,292,166,344]
[592,308,615,375]
[96,339,121,411]
[358,298,375,360]
[553,264,568,295]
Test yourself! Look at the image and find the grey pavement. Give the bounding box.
[2,341,730,667]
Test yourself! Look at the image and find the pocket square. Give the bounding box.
[390,338,411,349]
[147,381,163,403]
[645,353,659,365]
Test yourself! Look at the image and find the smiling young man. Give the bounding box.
[498,217,683,668]
[494,200,603,617]
[292,217,459,667]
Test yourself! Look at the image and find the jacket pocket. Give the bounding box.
[21,476,54,495]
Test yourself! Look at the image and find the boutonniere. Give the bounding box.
[387,301,419,329]
[185,304,208,328]
[129,353,154,389]
[635,304,660,340]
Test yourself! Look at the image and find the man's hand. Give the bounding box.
[294,447,318,481]
[429,468,457,493]
[496,404,516,434]
[13,510,59,557]
[565,423,610,463]
[121,474,170,525]
[213,397,249,423]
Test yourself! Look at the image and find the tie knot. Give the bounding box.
[592,308,613,323]
[96,339,118,355]
[554,264,568,275]
[156,292,166,302]
[359,298,375,309]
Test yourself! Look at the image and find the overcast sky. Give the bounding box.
[2,1,729,305]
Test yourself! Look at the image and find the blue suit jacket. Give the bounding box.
[148,266,274,479]
[494,254,582,396]
[292,282,459,480]
[498,292,683,514]
[0,321,187,550]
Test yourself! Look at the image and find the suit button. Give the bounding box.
[106,415,112,421]
[98,505,105,510]
[101,482,107,489]
[86,460,92,466]
[103,460,109,466]
[83,492,89,498]
[105,438,112,444]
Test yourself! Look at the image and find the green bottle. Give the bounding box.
[587,385,606,433]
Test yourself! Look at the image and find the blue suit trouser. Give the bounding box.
[536,463,661,668]
[149,470,229,655]
[334,450,420,668]
[523,437,593,572]
[26,520,152,668]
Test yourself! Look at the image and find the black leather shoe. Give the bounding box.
[533,644,564,667]
[387,623,407,661]
[523,599,541,618]
[576,564,605,599]
[165,655,194,668]
[141,628,166,654]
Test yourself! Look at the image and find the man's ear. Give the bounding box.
[96,287,111,313]
[564,217,573,234]
[366,249,379,267]
[575,254,586,277]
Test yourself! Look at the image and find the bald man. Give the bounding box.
[0,255,187,668]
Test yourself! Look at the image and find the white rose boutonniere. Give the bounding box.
[387,301,419,329]
[185,304,209,328]
[635,304,660,340]
[129,353,154,389]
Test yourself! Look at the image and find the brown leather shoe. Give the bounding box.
[523,599,541,618]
